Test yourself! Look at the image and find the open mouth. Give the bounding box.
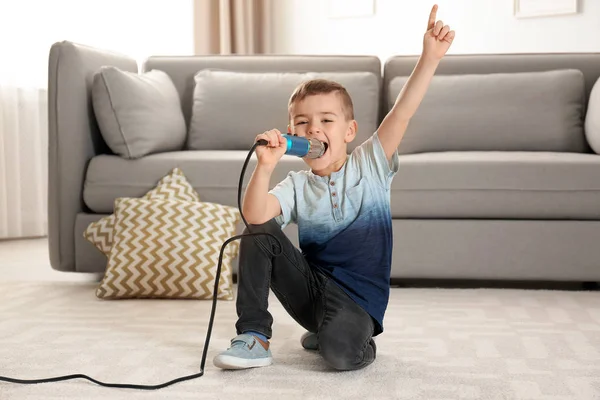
[321,135,330,156]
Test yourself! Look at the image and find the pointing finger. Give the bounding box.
[427,4,438,31]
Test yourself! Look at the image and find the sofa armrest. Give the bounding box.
[48,41,137,272]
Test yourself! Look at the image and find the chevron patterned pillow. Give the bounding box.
[84,167,201,255]
[96,197,239,300]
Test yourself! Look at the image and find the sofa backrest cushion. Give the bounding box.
[585,77,600,154]
[92,66,186,159]
[186,69,380,152]
[387,69,587,154]
[142,55,381,148]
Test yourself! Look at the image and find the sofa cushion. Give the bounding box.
[391,151,600,220]
[84,151,307,214]
[387,69,587,154]
[92,66,187,159]
[585,76,600,154]
[187,70,379,152]
[84,150,600,221]
[96,197,238,300]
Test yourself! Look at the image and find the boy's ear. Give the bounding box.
[344,120,358,143]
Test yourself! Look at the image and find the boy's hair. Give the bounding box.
[288,79,354,121]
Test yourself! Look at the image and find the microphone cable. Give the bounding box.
[0,140,283,390]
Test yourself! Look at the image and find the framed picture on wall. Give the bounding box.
[514,0,578,18]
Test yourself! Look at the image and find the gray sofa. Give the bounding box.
[48,40,600,283]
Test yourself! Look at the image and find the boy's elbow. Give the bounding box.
[242,211,269,226]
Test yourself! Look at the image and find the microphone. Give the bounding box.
[256,134,328,159]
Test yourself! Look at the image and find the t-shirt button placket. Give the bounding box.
[330,179,341,220]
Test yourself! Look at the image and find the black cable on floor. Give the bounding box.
[0,141,282,390]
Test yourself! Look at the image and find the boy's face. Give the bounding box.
[288,92,357,176]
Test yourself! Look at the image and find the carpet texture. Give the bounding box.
[0,281,599,399]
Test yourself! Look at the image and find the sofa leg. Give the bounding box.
[582,282,599,291]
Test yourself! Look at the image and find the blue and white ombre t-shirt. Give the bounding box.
[269,131,400,336]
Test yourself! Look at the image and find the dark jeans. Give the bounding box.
[235,219,376,371]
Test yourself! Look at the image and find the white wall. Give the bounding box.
[272,0,600,62]
[0,0,194,238]
[0,0,194,88]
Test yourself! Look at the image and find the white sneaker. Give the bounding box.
[213,334,273,370]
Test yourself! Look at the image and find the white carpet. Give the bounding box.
[0,281,599,400]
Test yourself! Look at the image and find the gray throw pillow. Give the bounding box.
[585,77,600,154]
[387,69,586,154]
[186,70,379,152]
[92,67,186,159]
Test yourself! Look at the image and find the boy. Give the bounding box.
[214,5,455,371]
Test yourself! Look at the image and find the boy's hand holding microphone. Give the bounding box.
[255,129,328,169]
[255,129,288,171]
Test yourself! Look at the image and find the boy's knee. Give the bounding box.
[318,334,376,371]
[240,219,284,254]
[320,348,356,371]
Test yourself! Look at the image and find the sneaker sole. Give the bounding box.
[213,354,273,370]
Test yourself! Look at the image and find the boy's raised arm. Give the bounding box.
[377,4,456,160]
